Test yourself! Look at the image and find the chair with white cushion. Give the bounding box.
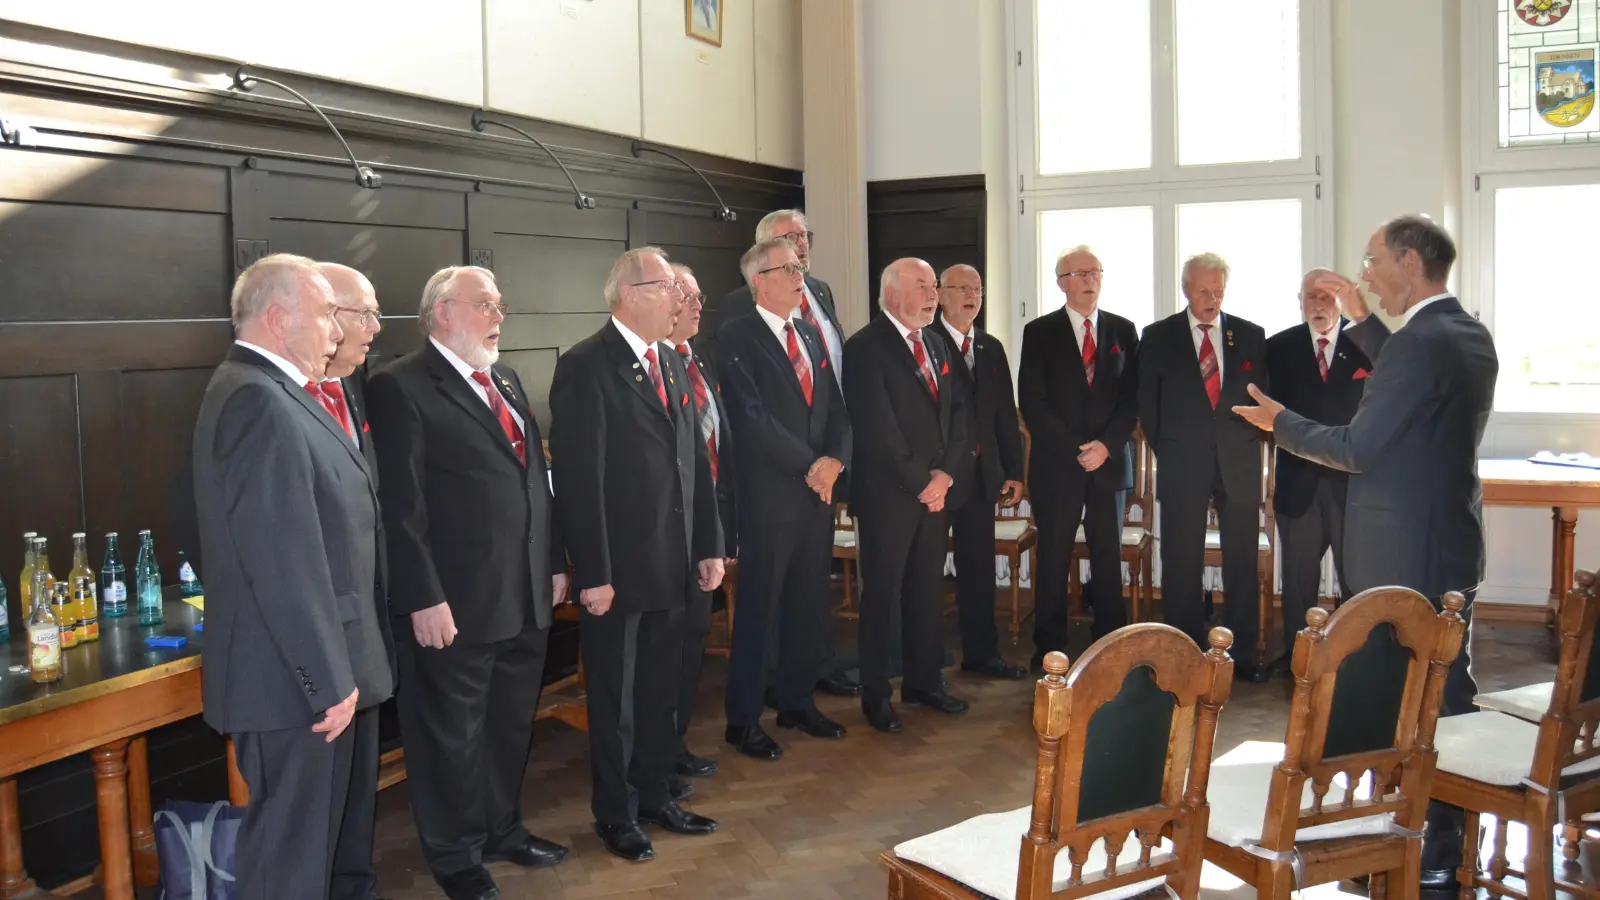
[1203,586,1466,900]
[1431,568,1600,900]
[881,624,1236,900]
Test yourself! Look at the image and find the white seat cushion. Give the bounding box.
[833,530,856,549]
[1435,710,1600,786]
[894,806,1171,900]
[1473,681,1552,723]
[1203,529,1271,551]
[995,519,1034,542]
[1206,741,1394,847]
[1073,525,1150,547]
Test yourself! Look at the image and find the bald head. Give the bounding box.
[937,264,983,332]
[318,263,383,379]
[1299,266,1341,334]
[879,257,938,330]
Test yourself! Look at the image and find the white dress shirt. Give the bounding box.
[1403,292,1453,327]
[1064,305,1100,356]
[1308,322,1339,372]
[429,336,525,434]
[1186,307,1224,372]
[802,280,845,377]
[235,340,312,389]
[941,315,975,369]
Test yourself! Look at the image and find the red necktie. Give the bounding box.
[960,334,972,361]
[909,329,938,400]
[1316,335,1330,382]
[798,292,822,332]
[1198,324,1221,409]
[1081,319,1097,387]
[319,381,357,441]
[784,322,814,406]
[642,346,668,410]
[676,343,719,482]
[469,371,527,465]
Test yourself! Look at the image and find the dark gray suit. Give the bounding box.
[1272,296,1497,870]
[194,343,395,900]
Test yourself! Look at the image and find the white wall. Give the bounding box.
[484,0,642,139]
[639,0,756,160]
[862,0,984,182]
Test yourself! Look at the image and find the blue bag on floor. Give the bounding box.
[154,799,241,900]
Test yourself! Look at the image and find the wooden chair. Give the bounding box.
[705,558,737,658]
[832,503,860,620]
[995,480,1038,643]
[881,624,1236,900]
[1067,426,1156,624]
[1202,586,1467,899]
[1430,568,1600,900]
[1199,437,1277,665]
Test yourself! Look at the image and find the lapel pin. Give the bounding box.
[635,375,643,383]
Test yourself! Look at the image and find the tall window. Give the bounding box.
[1014,0,1330,341]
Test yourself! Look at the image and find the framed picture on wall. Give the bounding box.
[686,0,721,47]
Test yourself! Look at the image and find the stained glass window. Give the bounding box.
[1499,0,1600,146]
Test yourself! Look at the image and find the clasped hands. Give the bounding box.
[805,456,843,504]
[918,469,953,512]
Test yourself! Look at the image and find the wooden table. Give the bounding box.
[1480,458,1600,624]
[0,599,204,899]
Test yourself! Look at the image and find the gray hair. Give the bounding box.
[418,265,495,335]
[230,253,322,331]
[939,263,981,284]
[1382,215,1456,283]
[755,208,806,242]
[603,247,668,311]
[1181,252,1231,288]
[1053,244,1097,275]
[1298,266,1336,296]
[877,258,928,308]
[739,238,793,288]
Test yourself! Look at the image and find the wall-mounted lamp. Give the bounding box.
[470,110,595,210]
[630,140,736,222]
[231,66,382,189]
[0,109,36,147]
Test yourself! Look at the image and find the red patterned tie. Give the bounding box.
[1081,319,1097,387]
[799,292,822,332]
[676,343,719,482]
[319,381,357,440]
[642,346,668,410]
[909,330,939,400]
[1198,324,1221,409]
[784,322,814,406]
[469,371,527,464]
[1316,336,1330,382]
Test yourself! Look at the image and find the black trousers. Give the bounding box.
[583,605,684,825]
[1032,476,1127,656]
[395,623,549,878]
[857,508,948,704]
[726,507,833,725]
[1277,477,1350,651]
[1159,464,1262,665]
[950,487,1002,662]
[331,707,380,900]
[675,586,714,756]
[1422,588,1479,872]
[234,708,366,900]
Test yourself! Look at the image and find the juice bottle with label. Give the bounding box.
[70,533,98,642]
[29,570,61,683]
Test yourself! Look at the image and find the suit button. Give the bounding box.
[674,507,683,514]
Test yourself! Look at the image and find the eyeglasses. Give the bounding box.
[335,306,383,329]
[1057,268,1105,280]
[942,285,983,297]
[1360,254,1376,273]
[445,297,509,317]
[758,262,806,278]
[774,230,815,246]
[630,279,684,294]
[679,291,705,307]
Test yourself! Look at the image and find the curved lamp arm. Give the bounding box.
[232,66,382,189]
[470,110,595,210]
[630,140,736,221]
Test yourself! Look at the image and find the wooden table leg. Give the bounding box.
[0,777,36,899]
[225,737,250,806]
[126,736,158,887]
[1558,506,1578,607]
[91,738,133,900]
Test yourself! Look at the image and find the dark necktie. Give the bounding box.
[1081,319,1097,387]
[909,329,938,401]
[469,371,527,465]
[1316,335,1330,382]
[642,346,668,410]
[319,381,357,441]
[1198,324,1221,409]
[784,322,814,406]
[676,343,719,482]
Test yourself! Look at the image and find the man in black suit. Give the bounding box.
[367,266,568,900]
[928,264,1027,679]
[549,247,725,862]
[193,254,394,900]
[318,264,382,476]
[664,263,735,788]
[710,208,858,699]
[1262,268,1375,665]
[716,238,852,760]
[1018,247,1140,667]
[1234,216,1497,891]
[1138,253,1271,680]
[844,258,972,733]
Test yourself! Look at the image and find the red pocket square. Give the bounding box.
[362,422,370,433]
[681,393,689,407]
[939,360,949,376]
[1241,360,1254,372]
[820,358,828,369]
[1110,345,1121,355]
[1353,368,1372,380]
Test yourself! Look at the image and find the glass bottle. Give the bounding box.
[30,537,55,621]
[28,574,61,684]
[0,564,8,642]
[136,530,163,626]
[52,582,78,649]
[101,532,128,618]
[177,550,203,599]
[70,533,98,643]
[19,532,37,618]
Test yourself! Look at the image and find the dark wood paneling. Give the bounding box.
[0,152,228,213]
[0,321,233,377]
[265,174,466,231]
[265,219,465,309]
[0,375,83,621]
[866,174,987,326]
[488,234,625,315]
[497,347,561,429]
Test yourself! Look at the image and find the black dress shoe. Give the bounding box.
[595,822,654,862]
[639,800,719,835]
[1419,867,1459,891]
[961,657,1028,679]
[816,672,862,696]
[675,751,718,778]
[725,724,784,760]
[863,699,902,733]
[668,774,694,801]
[775,707,847,739]
[483,834,568,868]
[437,866,500,900]
[1233,663,1272,684]
[901,687,970,714]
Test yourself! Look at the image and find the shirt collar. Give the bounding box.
[1064,304,1098,335]
[1403,292,1453,326]
[1186,307,1221,333]
[941,314,973,348]
[755,302,793,335]
[429,335,488,379]
[234,340,312,388]
[610,316,655,365]
[886,311,918,342]
[1308,320,1340,345]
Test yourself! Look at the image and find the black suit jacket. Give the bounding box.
[548,321,723,614]
[1264,319,1373,519]
[1017,308,1140,496]
[716,310,851,527]
[843,315,970,527]
[929,322,1025,510]
[193,345,395,733]
[1275,299,1498,598]
[366,342,564,644]
[342,371,380,483]
[683,343,739,556]
[1138,311,1270,501]
[709,275,843,375]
